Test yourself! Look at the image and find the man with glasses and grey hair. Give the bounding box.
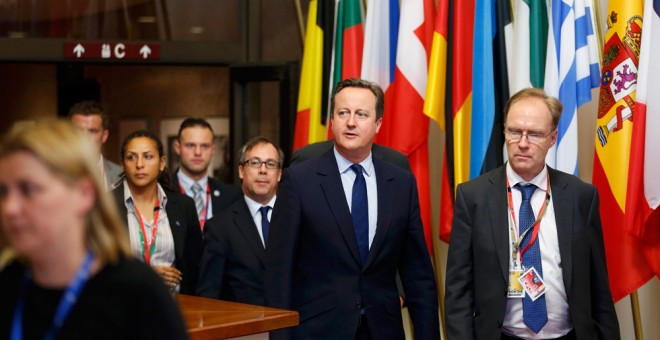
[196,136,283,305]
[445,88,619,340]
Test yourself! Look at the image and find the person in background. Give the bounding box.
[445,88,619,339]
[113,130,202,295]
[0,120,187,339]
[197,136,283,305]
[172,118,242,231]
[264,78,439,339]
[68,100,123,190]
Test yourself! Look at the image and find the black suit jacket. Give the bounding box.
[113,184,203,295]
[445,166,619,340]
[289,140,411,171]
[171,169,243,218]
[196,197,268,306]
[264,149,439,339]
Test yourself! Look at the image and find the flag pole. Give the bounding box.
[631,291,644,340]
[294,0,305,48]
[590,0,604,63]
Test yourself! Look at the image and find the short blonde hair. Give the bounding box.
[504,88,563,130]
[0,119,131,263]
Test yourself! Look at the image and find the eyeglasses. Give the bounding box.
[243,158,280,170]
[504,129,554,144]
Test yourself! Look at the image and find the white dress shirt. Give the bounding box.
[244,195,277,247]
[503,163,573,338]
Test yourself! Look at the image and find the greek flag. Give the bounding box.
[544,0,600,175]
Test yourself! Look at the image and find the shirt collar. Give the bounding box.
[123,181,168,211]
[244,195,277,217]
[333,148,374,177]
[177,169,209,191]
[506,163,549,192]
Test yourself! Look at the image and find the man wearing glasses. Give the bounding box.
[445,88,619,340]
[196,136,283,305]
[172,118,242,231]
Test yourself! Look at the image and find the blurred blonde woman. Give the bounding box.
[0,120,188,339]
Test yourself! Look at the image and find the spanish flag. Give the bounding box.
[593,0,654,302]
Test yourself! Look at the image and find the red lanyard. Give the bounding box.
[179,181,210,230]
[506,176,551,261]
[135,198,160,265]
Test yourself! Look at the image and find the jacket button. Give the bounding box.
[356,302,363,309]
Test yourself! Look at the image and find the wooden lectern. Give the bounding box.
[177,294,299,340]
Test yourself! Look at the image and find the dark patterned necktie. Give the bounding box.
[350,164,369,264]
[260,206,271,247]
[515,183,548,333]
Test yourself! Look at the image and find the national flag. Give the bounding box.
[361,0,400,92]
[593,0,654,302]
[510,0,548,92]
[375,0,435,253]
[292,0,335,153]
[331,0,364,86]
[424,0,451,243]
[543,0,601,175]
[626,0,660,277]
[328,0,364,140]
[437,0,475,242]
[470,0,509,179]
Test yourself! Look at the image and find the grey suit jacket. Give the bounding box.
[445,166,619,340]
[104,158,123,190]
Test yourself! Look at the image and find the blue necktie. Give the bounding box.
[350,164,369,264]
[260,206,271,247]
[515,183,548,333]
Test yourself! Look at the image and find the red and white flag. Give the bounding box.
[626,0,660,276]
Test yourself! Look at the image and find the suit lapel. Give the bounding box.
[165,193,185,263]
[549,168,573,294]
[487,167,511,282]
[363,159,394,269]
[318,151,362,265]
[233,200,266,265]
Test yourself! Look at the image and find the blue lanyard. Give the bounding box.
[11,250,95,340]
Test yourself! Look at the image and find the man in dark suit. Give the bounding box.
[445,88,619,339]
[289,139,411,172]
[171,118,242,230]
[264,78,439,339]
[68,100,123,190]
[196,136,283,305]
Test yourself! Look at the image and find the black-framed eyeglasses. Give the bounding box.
[243,158,280,170]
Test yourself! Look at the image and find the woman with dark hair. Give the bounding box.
[0,120,187,339]
[113,130,202,294]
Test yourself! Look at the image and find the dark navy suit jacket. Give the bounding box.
[196,197,269,306]
[264,149,439,339]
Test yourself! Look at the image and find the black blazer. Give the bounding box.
[113,184,203,295]
[289,140,411,171]
[264,149,439,339]
[171,169,243,217]
[445,166,620,340]
[196,198,268,306]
